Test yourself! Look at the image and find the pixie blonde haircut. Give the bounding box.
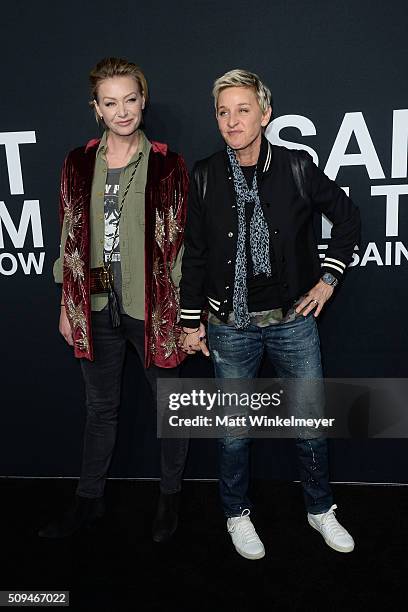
[89,57,148,121]
[213,69,272,114]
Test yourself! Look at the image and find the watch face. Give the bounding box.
[322,272,336,285]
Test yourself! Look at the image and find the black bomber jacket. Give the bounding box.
[179,136,361,328]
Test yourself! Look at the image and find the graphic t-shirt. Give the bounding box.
[104,167,124,312]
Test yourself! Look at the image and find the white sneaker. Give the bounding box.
[227,509,265,560]
[308,504,354,553]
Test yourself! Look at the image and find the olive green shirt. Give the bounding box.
[53,130,184,319]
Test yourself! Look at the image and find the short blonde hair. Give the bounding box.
[212,69,272,114]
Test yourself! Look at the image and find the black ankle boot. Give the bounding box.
[38,495,105,539]
[152,492,180,543]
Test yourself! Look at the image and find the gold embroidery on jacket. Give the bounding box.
[63,199,82,240]
[152,258,164,280]
[155,209,165,251]
[167,206,180,245]
[64,248,85,282]
[65,295,89,353]
[151,304,167,337]
[161,329,177,359]
[65,296,87,334]
[75,333,89,353]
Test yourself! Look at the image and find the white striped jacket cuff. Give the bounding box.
[180,308,201,320]
[321,257,347,275]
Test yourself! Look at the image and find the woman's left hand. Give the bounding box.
[295,280,335,318]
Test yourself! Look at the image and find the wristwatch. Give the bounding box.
[321,272,338,287]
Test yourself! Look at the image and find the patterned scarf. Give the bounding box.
[227,146,271,329]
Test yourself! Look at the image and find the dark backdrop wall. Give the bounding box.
[1,0,407,483]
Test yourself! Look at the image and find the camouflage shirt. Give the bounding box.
[208,300,302,328]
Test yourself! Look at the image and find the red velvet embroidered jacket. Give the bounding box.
[59,137,188,368]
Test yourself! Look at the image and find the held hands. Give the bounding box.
[295,279,334,318]
[179,322,210,357]
[59,306,74,346]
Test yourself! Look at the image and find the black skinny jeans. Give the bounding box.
[77,310,189,498]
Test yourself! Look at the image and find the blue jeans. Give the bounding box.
[208,313,333,517]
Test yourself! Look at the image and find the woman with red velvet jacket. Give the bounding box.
[39,57,189,542]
